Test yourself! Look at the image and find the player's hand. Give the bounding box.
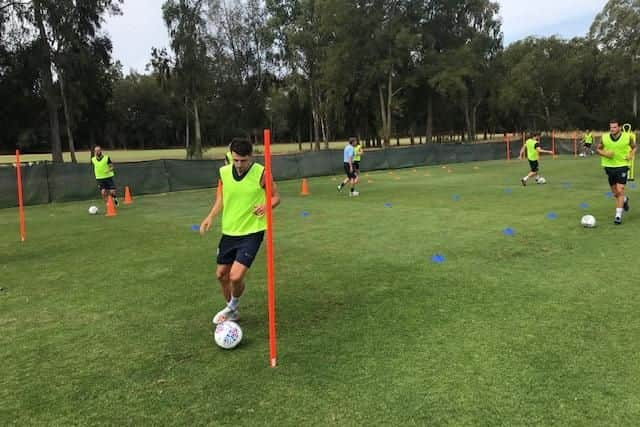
[603,150,614,159]
[253,205,266,217]
[625,154,634,161]
[200,216,213,235]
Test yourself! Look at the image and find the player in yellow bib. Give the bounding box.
[353,139,363,178]
[199,139,281,324]
[91,146,118,206]
[582,130,594,156]
[519,133,553,186]
[596,119,637,224]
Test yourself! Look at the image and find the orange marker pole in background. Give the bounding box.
[573,132,577,157]
[552,129,556,159]
[263,129,278,368]
[506,134,511,161]
[15,150,26,242]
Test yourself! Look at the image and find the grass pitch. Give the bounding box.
[1,156,640,425]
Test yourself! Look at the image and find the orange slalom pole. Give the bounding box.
[263,129,277,368]
[15,150,26,242]
[506,134,511,161]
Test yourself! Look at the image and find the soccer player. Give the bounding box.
[200,138,281,324]
[582,129,594,156]
[224,144,233,165]
[353,139,363,178]
[519,133,554,186]
[91,146,118,206]
[337,137,359,196]
[596,119,637,225]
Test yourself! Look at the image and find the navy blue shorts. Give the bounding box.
[605,166,629,186]
[344,163,356,179]
[96,177,116,190]
[217,231,265,268]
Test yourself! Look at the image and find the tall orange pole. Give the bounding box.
[506,134,511,161]
[15,150,26,242]
[263,129,277,368]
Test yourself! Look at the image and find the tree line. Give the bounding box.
[1,0,639,161]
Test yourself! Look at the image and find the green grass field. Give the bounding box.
[2,156,640,425]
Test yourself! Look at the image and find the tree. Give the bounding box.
[590,0,640,118]
[163,0,209,159]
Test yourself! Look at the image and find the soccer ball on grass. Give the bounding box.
[581,215,596,228]
[214,320,243,349]
[88,206,99,215]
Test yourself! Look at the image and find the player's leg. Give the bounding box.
[213,232,263,323]
[215,264,232,302]
[338,164,350,192]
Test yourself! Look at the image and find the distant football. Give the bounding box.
[88,206,99,215]
[581,215,596,228]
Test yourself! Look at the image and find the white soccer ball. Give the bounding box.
[214,320,243,349]
[581,215,596,228]
[88,206,99,215]
[537,177,547,184]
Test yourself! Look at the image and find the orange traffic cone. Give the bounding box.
[300,178,310,196]
[106,195,117,217]
[124,186,133,204]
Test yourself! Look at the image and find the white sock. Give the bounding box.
[625,196,628,203]
[523,176,529,181]
[228,296,239,311]
[616,208,623,218]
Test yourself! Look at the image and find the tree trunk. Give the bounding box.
[193,98,203,159]
[59,73,77,163]
[33,1,63,163]
[378,85,387,148]
[386,71,392,147]
[185,98,190,159]
[463,96,473,142]
[426,91,433,143]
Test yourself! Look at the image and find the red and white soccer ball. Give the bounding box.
[214,320,243,349]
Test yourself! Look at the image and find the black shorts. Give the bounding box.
[605,166,629,186]
[528,160,539,172]
[343,163,356,179]
[96,177,116,190]
[217,231,265,268]
[353,161,360,171]
[583,143,593,149]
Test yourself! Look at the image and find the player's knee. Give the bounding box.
[216,269,229,281]
[229,270,245,284]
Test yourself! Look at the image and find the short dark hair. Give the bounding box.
[230,138,253,156]
[348,137,356,145]
[610,119,620,125]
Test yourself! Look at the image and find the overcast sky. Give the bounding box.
[104,0,608,74]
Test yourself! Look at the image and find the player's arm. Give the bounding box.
[254,175,281,216]
[627,141,637,161]
[519,144,526,160]
[200,181,223,234]
[596,141,613,158]
[107,157,114,171]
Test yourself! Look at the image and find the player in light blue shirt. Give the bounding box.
[338,138,359,196]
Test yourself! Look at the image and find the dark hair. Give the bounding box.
[230,138,253,156]
[348,137,356,145]
[610,119,620,125]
